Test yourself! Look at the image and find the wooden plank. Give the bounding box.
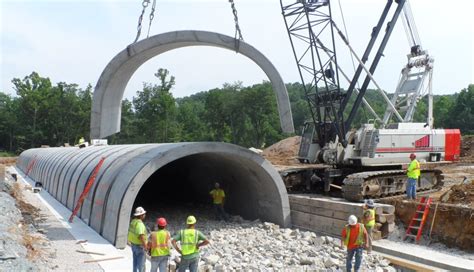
[290,202,356,221]
[83,256,123,263]
[385,214,395,224]
[372,230,382,240]
[76,250,105,256]
[0,164,5,182]
[291,210,347,236]
[379,254,436,272]
[289,195,392,216]
[376,214,387,223]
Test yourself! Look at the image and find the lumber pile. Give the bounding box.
[289,195,396,240]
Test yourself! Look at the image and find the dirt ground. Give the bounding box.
[264,135,474,252]
[0,157,17,166]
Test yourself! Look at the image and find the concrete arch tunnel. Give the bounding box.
[17,143,290,248]
[90,30,294,139]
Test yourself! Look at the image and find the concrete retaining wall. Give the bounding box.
[17,143,291,248]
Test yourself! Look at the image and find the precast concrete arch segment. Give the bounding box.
[90,30,295,139]
[17,143,290,248]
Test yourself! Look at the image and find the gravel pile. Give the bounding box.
[0,186,37,270]
[1,169,102,271]
[143,205,395,271]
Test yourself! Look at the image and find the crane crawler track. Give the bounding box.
[342,169,443,202]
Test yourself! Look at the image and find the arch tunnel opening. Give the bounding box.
[17,143,290,248]
[133,153,264,228]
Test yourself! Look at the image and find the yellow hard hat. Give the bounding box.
[186,215,196,225]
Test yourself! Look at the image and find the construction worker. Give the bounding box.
[406,153,421,200]
[341,215,368,272]
[362,199,376,253]
[209,182,229,221]
[149,217,171,272]
[128,206,148,272]
[172,215,209,272]
[78,137,86,148]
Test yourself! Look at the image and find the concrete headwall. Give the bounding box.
[16,143,290,248]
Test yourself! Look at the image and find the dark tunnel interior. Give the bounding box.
[132,153,269,221]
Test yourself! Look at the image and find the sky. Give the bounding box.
[1,0,473,101]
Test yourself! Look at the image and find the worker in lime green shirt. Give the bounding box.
[362,199,376,253]
[172,216,209,272]
[128,206,148,272]
[209,182,229,221]
[406,153,421,200]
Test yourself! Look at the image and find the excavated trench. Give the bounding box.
[16,143,291,249]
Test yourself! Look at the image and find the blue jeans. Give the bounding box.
[214,204,229,221]
[150,256,169,272]
[131,244,146,272]
[346,247,363,272]
[178,257,199,272]
[406,178,417,199]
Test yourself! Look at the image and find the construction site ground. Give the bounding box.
[1,135,473,271]
[263,136,474,258]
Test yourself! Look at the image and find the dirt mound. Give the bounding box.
[262,136,301,165]
[461,135,474,158]
[441,183,474,207]
[0,157,17,165]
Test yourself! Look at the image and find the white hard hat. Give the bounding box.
[348,215,358,225]
[134,206,146,216]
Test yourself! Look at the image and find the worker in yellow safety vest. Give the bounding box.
[341,215,368,272]
[209,182,230,221]
[149,217,171,272]
[172,215,209,272]
[362,199,376,253]
[406,153,421,200]
[78,137,86,148]
[128,206,148,272]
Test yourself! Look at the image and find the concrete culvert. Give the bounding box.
[17,143,290,248]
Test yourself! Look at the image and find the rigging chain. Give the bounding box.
[229,0,244,52]
[134,0,150,43]
[147,0,157,38]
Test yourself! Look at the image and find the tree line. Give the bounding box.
[0,70,472,154]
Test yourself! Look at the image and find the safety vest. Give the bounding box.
[344,224,365,247]
[128,218,147,245]
[151,230,170,257]
[79,137,85,144]
[210,189,225,204]
[364,209,376,228]
[407,159,420,179]
[180,229,199,256]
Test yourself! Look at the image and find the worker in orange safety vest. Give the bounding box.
[341,215,368,272]
[149,217,171,272]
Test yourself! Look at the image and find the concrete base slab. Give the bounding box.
[373,240,474,271]
[11,166,143,272]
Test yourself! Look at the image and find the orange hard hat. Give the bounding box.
[410,153,416,158]
[157,217,167,227]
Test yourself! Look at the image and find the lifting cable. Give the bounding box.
[229,0,244,52]
[147,0,157,38]
[133,0,157,43]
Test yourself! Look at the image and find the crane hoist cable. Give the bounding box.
[147,0,157,38]
[133,0,151,43]
[133,0,157,43]
[228,0,244,52]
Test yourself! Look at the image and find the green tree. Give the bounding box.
[449,84,474,133]
[133,68,179,142]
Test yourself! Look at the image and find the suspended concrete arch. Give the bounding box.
[90,30,294,139]
[17,143,290,248]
